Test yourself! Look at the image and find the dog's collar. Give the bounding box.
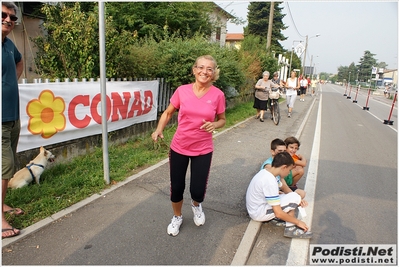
[26,163,45,182]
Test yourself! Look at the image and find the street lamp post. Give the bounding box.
[302,34,320,76]
[289,40,302,76]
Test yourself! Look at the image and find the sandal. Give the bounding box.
[4,208,24,216]
[2,227,20,239]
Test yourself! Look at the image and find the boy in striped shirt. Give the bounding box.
[246,151,312,238]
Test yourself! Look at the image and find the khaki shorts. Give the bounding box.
[2,120,20,179]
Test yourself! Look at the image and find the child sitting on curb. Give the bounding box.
[260,138,306,198]
[246,152,313,238]
[284,136,307,187]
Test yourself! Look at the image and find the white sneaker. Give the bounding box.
[191,201,205,226]
[167,215,183,236]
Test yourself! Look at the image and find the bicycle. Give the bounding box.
[269,88,281,125]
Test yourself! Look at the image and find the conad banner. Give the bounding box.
[18,80,159,152]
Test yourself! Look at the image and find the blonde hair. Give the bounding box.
[193,55,220,82]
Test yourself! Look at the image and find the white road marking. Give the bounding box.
[286,87,323,265]
[330,86,397,133]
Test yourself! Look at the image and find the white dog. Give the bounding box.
[8,146,55,189]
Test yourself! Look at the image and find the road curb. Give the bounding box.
[230,220,262,265]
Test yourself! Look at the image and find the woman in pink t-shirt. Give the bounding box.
[151,55,226,236]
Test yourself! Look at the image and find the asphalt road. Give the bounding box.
[247,83,397,265]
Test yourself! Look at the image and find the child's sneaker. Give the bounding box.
[191,201,205,226]
[284,225,313,239]
[267,218,286,227]
[167,215,183,236]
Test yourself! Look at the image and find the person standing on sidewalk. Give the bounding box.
[285,71,299,118]
[311,78,317,96]
[306,76,311,96]
[151,55,226,236]
[299,75,308,102]
[253,71,279,122]
[2,1,24,239]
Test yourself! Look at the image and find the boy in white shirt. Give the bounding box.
[246,151,312,238]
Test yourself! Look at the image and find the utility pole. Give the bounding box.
[266,2,274,50]
[302,35,308,76]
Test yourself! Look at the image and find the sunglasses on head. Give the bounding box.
[2,12,18,22]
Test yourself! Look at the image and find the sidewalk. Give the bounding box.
[2,95,316,265]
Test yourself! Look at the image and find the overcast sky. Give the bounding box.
[215,1,398,74]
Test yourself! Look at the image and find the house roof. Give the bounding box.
[213,3,235,19]
[226,33,244,41]
[384,69,398,73]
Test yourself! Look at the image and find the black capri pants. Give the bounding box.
[169,149,212,203]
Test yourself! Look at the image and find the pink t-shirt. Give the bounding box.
[170,83,226,156]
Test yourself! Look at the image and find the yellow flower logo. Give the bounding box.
[27,90,66,139]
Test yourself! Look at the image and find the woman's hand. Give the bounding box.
[151,130,164,142]
[200,119,215,133]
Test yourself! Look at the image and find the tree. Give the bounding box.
[357,50,378,82]
[105,2,213,40]
[32,2,136,79]
[337,66,349,83]
[246,2,287,53]
[33,2,100,79]
[318,72,331,82]
[377,62,388,69]
[337,63,359,84]
[347,62,358,85]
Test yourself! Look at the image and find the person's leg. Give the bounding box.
[288,94,296,117]
[190,152,212,226]
[189,152,212,204]
[254,98,260,118]
[255,109,260,118]
[171,201,183,216]
[294,188,306,199]
[2,121,21,238]
[282,192,313,238]
[169,149,190,216]
[279,192,301,225]
[286,95,291,109]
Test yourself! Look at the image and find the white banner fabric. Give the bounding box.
[17,80,159,152]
